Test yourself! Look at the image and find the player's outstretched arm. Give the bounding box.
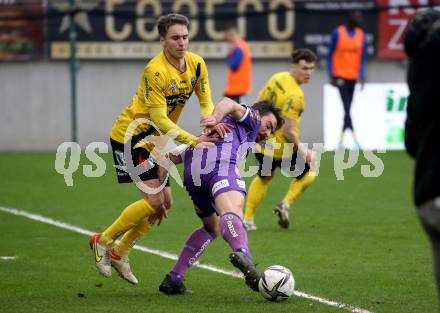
[150,106,199,147]
[200,97,246,129]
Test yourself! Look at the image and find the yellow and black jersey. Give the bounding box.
[110,51,214,147]
[256,71,305,158]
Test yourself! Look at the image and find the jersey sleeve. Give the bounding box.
[195,58,214,116]
[237,106,261,132]
[149,106,198,147]
[142,66,167,108]
[227,47,244,71]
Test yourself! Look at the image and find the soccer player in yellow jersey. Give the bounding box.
[244,49,317,230]
[88,13,217,284]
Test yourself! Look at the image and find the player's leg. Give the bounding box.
[338,79,352,132]
[90,184,160,278]
[275,156,316,229]
[337,79,352,147]
[215,190,260,291]
[431,237,440,305]
[160,212,219,295]
[345,79,360,148]
[107,185,171,284]
[243,153,276,230]
[90,139,169,278]
[99,180,164,246]
[283,172,316,206]
[170,213,219,279]
[344,79,356,131]
[111,185,171,284]
[417,198,440,303]
[109,218,151,285]
[339,79,360,149]
[99,140,170,247]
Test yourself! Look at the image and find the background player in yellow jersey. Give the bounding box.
[243,49,317,230]
[89,13,217,284]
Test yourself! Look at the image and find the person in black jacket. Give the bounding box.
[404,9,440,304]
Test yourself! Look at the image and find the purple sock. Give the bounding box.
[220,212,252,259]
[171,227,216,281]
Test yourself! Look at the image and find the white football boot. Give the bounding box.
[89,233,111,277]
[273,203,290,229]
[111,249,139,285]
[243,220,257,231]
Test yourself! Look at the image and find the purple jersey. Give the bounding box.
[183,106,261,217]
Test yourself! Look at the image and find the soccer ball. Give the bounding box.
[258,265,295,302]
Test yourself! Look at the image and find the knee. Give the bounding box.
[143,194,164,210]
[202,215,220,238]
[306,172,317,182]
[205,224,220,238]
[257,175,273,185]
[163,195,173,210]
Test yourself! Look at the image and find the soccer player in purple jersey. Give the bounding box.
[157,97,283,294]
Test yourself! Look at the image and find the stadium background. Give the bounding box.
[0,0,420,150]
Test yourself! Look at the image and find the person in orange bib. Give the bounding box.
[223,24,252,103]
[327,10,367,149]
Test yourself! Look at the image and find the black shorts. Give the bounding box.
[254,152,310,179]
[110,136,170,185]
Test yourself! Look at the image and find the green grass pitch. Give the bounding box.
[0,151,436,313]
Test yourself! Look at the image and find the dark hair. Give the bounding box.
[252,100,284,130]
[291,48,317,64]
[404,9,440,57]
[348,10,363,28]
[157,13,189,38]
[223,22,237,32]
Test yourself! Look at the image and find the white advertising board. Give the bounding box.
[323,83,409,150]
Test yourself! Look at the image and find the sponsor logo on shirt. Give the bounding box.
[115,150,126,166]
[169,79,178,94]
[212,179,230,195]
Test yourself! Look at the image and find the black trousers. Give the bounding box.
[336,78,357,131]
[418,197,440,306]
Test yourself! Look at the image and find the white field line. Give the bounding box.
[0,206,373,313]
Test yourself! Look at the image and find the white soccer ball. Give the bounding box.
[258,265,295,302]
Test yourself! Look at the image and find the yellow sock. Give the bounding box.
[100,199,155,246]
[244,176,272,222]
[283,172,316,206]
[113,218,152,257]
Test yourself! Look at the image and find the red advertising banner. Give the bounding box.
[377,0,440,60]
[0,0,44,61]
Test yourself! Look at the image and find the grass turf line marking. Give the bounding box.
[0,206,373,313]
[1,256,17,260]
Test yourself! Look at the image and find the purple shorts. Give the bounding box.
[183,164,246,218]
